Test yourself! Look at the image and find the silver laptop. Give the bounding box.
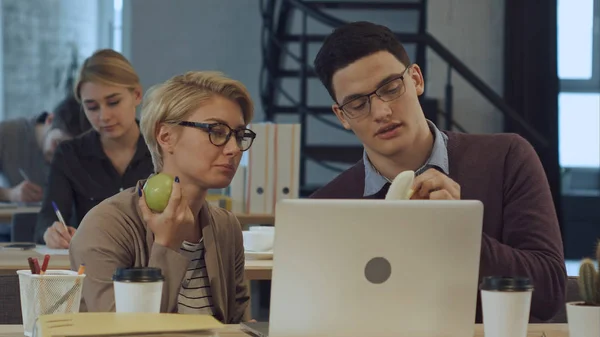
[240,321,269,337]
[267,199,484,337]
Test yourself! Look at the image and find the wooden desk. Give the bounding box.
[0,323,570,336]
[0,247,272,281]
[0,246,70,274]
[235,213,274,226]
[243,260,272,280]
[0,207,273,226]
[0,206,40,223]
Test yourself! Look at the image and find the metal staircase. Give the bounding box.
[259,0,549,196]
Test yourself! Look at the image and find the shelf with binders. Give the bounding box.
[206,189,275,227]
[209,123,302,227]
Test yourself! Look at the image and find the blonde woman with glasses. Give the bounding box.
[69,71,256,323]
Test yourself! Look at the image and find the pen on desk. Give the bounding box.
[18,168,30,182]
[51,201,69,233]
[64,264,86,312]
[47,265,85,315]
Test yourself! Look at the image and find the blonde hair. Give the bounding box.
[74,49,141,101]
[140,71,254,172]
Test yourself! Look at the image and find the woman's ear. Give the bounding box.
[132,86,143,106]
[156,123,177,154]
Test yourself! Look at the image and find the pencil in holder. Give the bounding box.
[17,270,86,337]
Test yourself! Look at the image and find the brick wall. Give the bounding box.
[1,0,99,120]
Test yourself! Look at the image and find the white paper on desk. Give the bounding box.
[35,246,69,255]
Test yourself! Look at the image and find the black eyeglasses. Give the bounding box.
[338,65,412,119]
[178,121,257,151]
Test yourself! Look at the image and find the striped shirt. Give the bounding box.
[177,239,215,315]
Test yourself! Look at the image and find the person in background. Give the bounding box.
[0,94,88,203]
[69,71,255,322]
[0,95,88,242]
[35,49,154,248]
[309,21,566,322]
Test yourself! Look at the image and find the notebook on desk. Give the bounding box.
[33,312,223,337]
[34,245,69,256]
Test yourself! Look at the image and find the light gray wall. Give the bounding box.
[127,0,505,186]
[128,0,263,114]
[1,0,99,119]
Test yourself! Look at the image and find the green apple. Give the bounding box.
[143,173,174,212]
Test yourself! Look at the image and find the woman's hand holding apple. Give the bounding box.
[138,175,194,251]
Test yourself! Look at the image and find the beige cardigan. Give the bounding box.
[69,184,250,323]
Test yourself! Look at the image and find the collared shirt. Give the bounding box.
[363,120,449,196]
[34,128,154,243]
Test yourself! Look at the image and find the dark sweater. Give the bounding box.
[310,131,567,322]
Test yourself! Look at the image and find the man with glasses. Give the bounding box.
[310,21,565,323]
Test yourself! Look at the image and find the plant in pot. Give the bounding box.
[566,243,600,337]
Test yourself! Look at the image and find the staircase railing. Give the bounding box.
[261,0,549,150]
[282,0,549,149]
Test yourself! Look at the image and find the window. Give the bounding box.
[557,0,600,171]
[558,0,600,91]
[112,0,123,52]
[558,93,600,168]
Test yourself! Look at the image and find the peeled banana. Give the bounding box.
[385,170,415,200]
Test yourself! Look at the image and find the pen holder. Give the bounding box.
[17,270,86,337]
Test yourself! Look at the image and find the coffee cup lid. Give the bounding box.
[479,276,533,292]
[113,267,164,282]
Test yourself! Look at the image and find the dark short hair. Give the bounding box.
[35,111,50,124]
[313,21,411,101]
[51,94,91,137]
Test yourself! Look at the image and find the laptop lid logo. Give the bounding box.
[364,257,391,284]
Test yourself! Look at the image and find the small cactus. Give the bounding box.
[577,242,600,305]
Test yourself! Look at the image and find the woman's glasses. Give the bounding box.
[178,121,256,151]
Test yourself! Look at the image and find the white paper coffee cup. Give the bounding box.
[113,267,164,313]
[480,276,533,337]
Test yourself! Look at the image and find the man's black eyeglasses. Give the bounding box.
[338,65,412,119]
[178,121,256,151]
